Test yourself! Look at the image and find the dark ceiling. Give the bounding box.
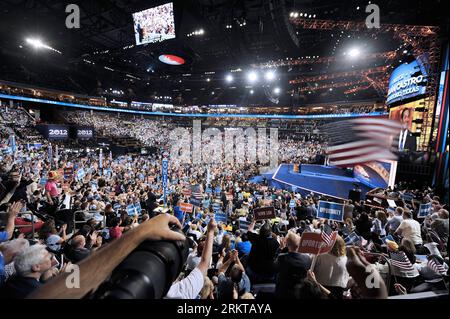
[0,0,448,107]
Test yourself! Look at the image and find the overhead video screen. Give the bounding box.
[132,2,175,45]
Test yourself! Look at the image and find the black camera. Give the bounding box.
[91,226,189,299]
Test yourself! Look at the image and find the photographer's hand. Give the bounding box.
[142,213,186,241]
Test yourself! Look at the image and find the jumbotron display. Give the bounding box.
[132,2,175,45]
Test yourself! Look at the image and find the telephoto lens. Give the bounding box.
[92,226,189,299]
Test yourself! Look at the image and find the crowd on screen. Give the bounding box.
[0,106,448,300]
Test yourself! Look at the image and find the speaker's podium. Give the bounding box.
[348,189,361,202]
[293,163,301,173]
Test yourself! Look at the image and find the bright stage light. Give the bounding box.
[249,89,254,94]
[25,37,61,54]
[273,87,281,94]
[348,47,361,58]
[264,70,275,81]
[247,71,258,83]
[225,74,233,83]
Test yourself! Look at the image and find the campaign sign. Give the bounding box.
[126,204,137,216]
[77,168,85,181]
[418,203,432,218]
[215,213,227,223]
[239,219,251,230]
[39,177,47,186]
[253,206,276,221]
[135,202,142,213]
[289,200,296,208]
[180,202,193,213]
[212,202,221,212]
[317,201,344,222]
[205,187,212,194]
[298,232,324,254]
[113,203,122,211]
[203,199,210,209]
[215,187,221,195]
[190,197,202,207]
[162,158,169,205]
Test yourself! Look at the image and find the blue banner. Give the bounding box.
[418,203,432,218]
[215,187,221,194]
[162,158,169,206]
[126,204,137,216]
[113,203,122,211]
[205,187,212,194]
[239,219,251,230]
[289,200,296,208]
[215,213,227,223]
[212,202,221,212]
[77,168,85,181]
[317,201,345,222]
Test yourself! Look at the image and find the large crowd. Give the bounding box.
[0,106,448,300]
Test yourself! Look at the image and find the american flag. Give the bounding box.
[321,224,337,247]
[320,117,402,167]
[427,257,448,276]
[191,184,203,200]
[389,251,415,271]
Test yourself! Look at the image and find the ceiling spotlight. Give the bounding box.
[225,74,233,83]
[348,47,361,58]
[299,13,303,17]
[273,87,281,94]
[264,70,276,81]
[25,37,61,54]
[247,71,258,83]
[249,89,254,94]
[294,12,299,18]
[329,88,333,91]
[206,78,211,82]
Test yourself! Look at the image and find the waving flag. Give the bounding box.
[320,118,402,167]
[389,251,415,271]
[427,256,448,276]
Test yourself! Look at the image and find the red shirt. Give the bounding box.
[109,226,123,239]
[45,181,59,197]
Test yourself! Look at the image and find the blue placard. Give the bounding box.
[162,158,169,205]
[289,200,296,208]
[239,219,251,230]
[418,203,432,218]
[113,203,122,211]
[205,187,212,194]
[212,202,221,212]
[39,177,47,186]
[190,197,202,207]
[400,193,415,202]
[215,187,221,194]
[215,213,227,223]
[317,201,345,222]
[203,199,210,209]
[135,202,142,213]
[126,204,136,216]
[77,168,85,181]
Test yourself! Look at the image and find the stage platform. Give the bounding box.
[250,164,373,200]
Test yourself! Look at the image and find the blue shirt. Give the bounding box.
[236,241,252,255]
[0,231,8,243]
